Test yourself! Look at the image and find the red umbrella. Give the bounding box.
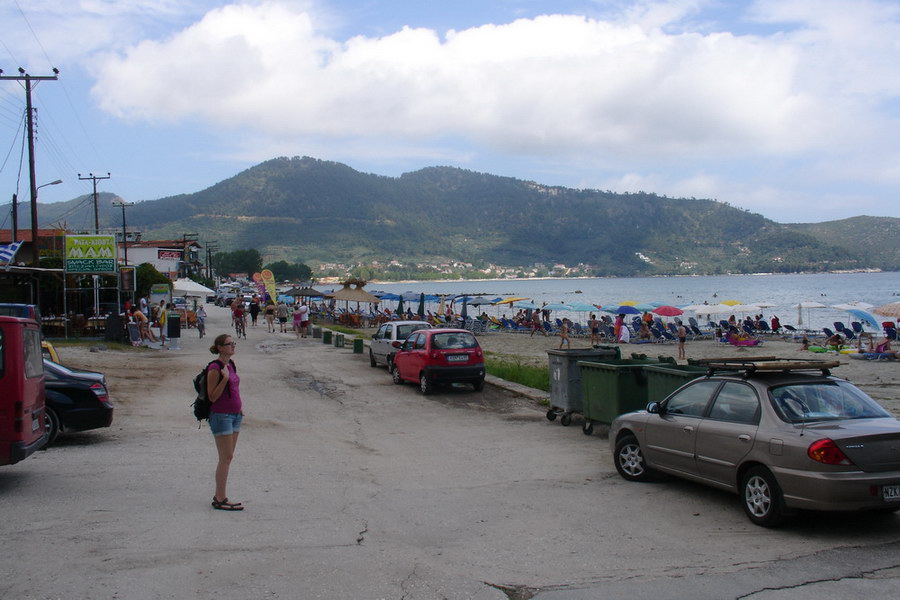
[652,305,684,317]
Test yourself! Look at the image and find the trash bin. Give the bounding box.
[312,326,322,339]
[352,338,364,354]
[546,346,621,426]
[579,358,669,434]
[643,364,710,405]
[322,331,332,344]
[334,333,345,348]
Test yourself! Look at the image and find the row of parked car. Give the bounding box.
[362,315,900,528]
[1,308,113,467]
[368,320,485,394]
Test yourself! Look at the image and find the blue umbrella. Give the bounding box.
[513,301,540,310]
[603,305,641,315]
[568,302,599,312]
[417,292,425,318]
[380,293,400,301]
[847,309,879,329]
[633,303,656,312]
[542,303,574,311]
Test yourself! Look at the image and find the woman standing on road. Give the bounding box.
[207,333,244,511]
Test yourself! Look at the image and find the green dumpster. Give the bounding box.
[578,358,668,434]
[322,331,332,344]
[546,346,621,426]
[643,364,710,405]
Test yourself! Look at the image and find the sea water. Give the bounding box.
[367,272,900,332]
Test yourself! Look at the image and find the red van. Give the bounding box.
[0,315,47,465]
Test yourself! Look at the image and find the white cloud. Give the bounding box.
[91,1,900,162]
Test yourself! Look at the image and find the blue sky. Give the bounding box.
[1,0,899,231]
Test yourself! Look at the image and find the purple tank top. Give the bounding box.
[208,360,242,414]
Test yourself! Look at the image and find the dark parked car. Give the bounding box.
[42,359,113,446]
[391,328,485,394]
[609,359,900,527]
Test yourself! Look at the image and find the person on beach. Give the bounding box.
[825,333,844,351]
[676,320,687,360]
[158,301,168,347]
[617,321,630,343]
[294,301,310,338]
[589,314,600,345]
[638,321,651,341]
[798,336,810,351]
[558,318,571,348]
[614,314,624,340]
[770,315,781,333]
[207,333,244,511]
[531,312,546,337]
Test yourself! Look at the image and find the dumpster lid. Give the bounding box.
[698,358,840,376]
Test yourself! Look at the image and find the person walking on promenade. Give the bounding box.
[676,320,687,360]
[207,333,244,511]
[264,300,276,333]
[276,300,289,333]
[249,295,261,327]
[295,301,310,338]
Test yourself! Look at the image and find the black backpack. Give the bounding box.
[192,359,233,423]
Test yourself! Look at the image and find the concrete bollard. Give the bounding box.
[322,331,332,344]
[352,338,364,354]
[312,326,322,339]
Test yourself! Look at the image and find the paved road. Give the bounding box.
[1,306,898,599]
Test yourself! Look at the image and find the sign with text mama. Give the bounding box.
[64,234,118,273]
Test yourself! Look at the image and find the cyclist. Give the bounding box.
[232,301,247,339]
[196,304,207,338]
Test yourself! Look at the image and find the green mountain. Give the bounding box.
[8,156,898,276]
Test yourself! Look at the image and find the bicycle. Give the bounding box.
[234,314,247,339]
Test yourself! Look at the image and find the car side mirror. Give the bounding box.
[646,402,661,414]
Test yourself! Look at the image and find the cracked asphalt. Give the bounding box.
[1,306,897,600]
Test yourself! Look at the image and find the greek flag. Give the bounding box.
[0,241,24,265]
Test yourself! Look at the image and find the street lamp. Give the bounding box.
[112,199,135,265]
[30,179,63,265]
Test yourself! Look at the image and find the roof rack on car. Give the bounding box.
[693,357,840,377]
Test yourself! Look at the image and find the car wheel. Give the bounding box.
[614,434,652,482]
[420,373,434,395]
[741,466,787,527]
[472,378,484,392]
[391,364,403,385]
[44,406,61,448]
[369,349,377,368]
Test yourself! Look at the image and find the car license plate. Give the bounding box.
[883,484,900,502]
[447,354,468,363]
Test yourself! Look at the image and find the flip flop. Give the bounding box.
[212,497,244,511]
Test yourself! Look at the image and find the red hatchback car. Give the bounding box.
[391,328,485,394]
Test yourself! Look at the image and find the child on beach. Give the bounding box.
[558,318,570,348]
[798,336,810,351]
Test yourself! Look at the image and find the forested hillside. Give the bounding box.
[8,156,898,276]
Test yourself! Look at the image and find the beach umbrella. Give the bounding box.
[618,300,638,306]
[513,301,540,310]
[400,291,420,301]
[633,303,656,312]
[652,305,684,317]
[568,302,599,312]
[847,309,879,329]
[603,305,641,315]
[542,303,574,311]
[397,297,404,315]
[721,299,742,306]
[832,301,874,311]
[493,297,530,305]
[752,301,778,308]
[792,301,827,326]
[417,292,425,318]
[379,293,400,301]
[682,303,714,313]
[872,302,900,318]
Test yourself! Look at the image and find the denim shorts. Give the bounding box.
[209,412,242,436]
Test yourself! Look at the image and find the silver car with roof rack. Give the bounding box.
[609,358,900,527]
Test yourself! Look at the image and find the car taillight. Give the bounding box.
[807,438,853,466]
[90,383,109,402]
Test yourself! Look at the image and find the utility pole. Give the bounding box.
[112,200,134,264]
[78,172,111,233]
[11,193,17,241]
[205,240,219,280]
[0,67,59,266]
